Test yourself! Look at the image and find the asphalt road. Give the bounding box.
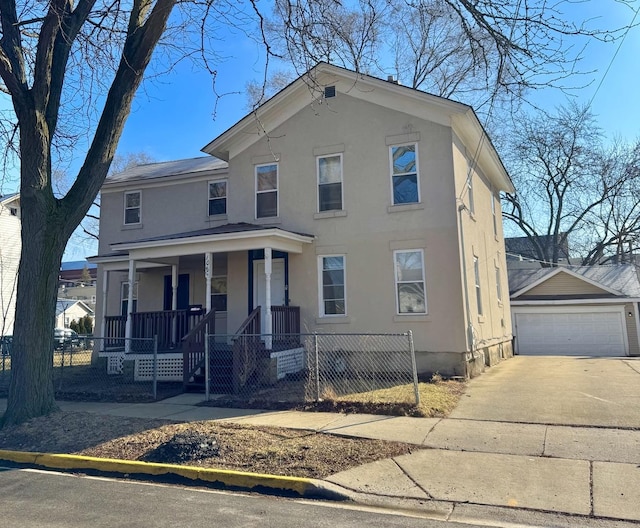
[0,467,483,528]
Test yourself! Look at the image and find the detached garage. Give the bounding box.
[508,265,640,357]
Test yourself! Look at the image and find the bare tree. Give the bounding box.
[502,103,640,265]
[0,0,634,426]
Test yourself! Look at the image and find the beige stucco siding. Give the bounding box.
[451,134,513,351]
[625,303,640,355]
[524,273,611,297]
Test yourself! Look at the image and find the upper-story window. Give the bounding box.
[390,144,419,205]
[474,256,483,316]
[208,180,227,216]
[124,190,141,225]
[317,154,343,212]
[256,163,278,218]
[491,191,498,236]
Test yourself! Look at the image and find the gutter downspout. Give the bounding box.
[457,201,475,356]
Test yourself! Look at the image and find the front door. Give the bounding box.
[253,259,286,331]
[163,274,190,310]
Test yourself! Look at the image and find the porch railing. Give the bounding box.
[132,308,205,350]
[182,309,217,386]
[104,315,126,347]
[271,306,300,338]
[232,306,262,393]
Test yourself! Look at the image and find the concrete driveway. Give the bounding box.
[450,355,640,427]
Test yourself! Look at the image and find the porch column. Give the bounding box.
[99,268,108,352]
[124,258,136,353]
[171,264,178,345]
[205,252,213,313]
[264,247,272,350]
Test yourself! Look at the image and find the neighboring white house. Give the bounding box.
[0,193,20,336]
[92,63,515,380]
[55,299,94,330]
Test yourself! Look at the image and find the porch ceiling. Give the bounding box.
[107,222,314,261]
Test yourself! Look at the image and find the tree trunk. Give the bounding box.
[2,133,68,426]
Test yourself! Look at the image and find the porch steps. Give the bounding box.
[184,344,234,393]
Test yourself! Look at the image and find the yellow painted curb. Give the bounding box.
[0,450,349,500]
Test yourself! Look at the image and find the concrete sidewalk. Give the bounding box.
[1,392,639,526]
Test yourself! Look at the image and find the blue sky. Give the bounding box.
[4,3,638,259]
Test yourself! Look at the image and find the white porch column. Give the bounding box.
[171,264,178,345]
[264,247,272,350]
[124,258,136,353]
[99,268,109,352]
[205,252,213,313]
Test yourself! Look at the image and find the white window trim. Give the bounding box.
[124,190,142,225]
[208,179,228,217]
[394,249,427,315]
[495,265,502,303]
[317,153,344,213]
[389,143,420,206]
[255,162,279,219]
[317,254,347,317]
[120,280,138,315]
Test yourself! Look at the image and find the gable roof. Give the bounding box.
[509,265,640,298]
[56,299,94,317]
[104,157,228,186]
[0,192,19,205]
[202,62,514,194]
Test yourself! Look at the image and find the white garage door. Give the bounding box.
[514,309,627,356]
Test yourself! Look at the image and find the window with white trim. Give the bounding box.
[210,276,227,312]
[208,180,227,216]
[495,266,502,303]
[394,250,427,314]
[124,191,141,225]
[491,192,498,236]
[318,255,346,316]
[474,256,483,315]
[390,144,419,205]
[121,281,138,316]
[317,154,343,212]
[256,163,278,218]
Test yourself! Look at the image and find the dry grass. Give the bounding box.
[0,411,415,479]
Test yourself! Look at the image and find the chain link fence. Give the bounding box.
[197,332,419,406]
[0,336,183,402]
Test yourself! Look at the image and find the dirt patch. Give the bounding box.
[0,411,416,478]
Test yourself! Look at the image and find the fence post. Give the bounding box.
[407,330,420,405]
[314,333,320,402]
[205,324,210,401]
[153,335,158,400]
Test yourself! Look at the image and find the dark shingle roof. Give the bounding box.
[105,157,227,185]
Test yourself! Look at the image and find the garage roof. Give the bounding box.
[509,265,640,299]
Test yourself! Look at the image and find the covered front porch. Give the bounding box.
[91,223,314,391]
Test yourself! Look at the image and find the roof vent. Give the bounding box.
[387,75,399,85]
[324,85,336,98]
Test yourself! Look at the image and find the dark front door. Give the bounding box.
[163,274,190,310]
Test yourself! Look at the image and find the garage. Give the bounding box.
[513,308,627,356]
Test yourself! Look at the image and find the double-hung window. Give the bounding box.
[317,154,343,211]
[124,191,141,225]
[210,275,228,312]
[121,281,138,316]
[390,144,419,205]
[394,250,427,314]
[208,180,227,216]
[256,163,278,218]
[474,256,483,315]
[318,255,346,316]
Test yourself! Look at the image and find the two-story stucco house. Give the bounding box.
[92,63,515,385]
[0,192,20,336]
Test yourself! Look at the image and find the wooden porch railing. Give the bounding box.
[232,306,262,393]
[182,309,217,386]
[104,309,205,350]
[271,306,300,338]
[104,315,126,347]
[131,309,205,350]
